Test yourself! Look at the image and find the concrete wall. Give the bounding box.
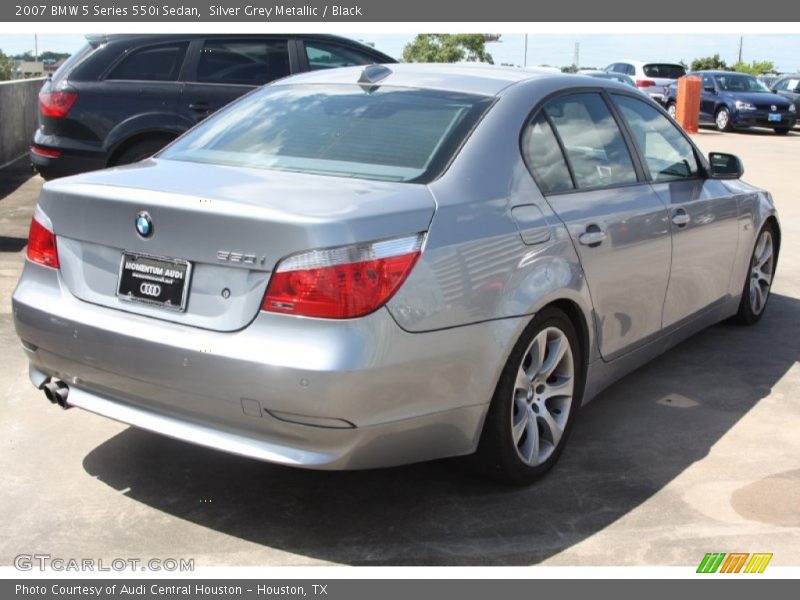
[0,78,44,168]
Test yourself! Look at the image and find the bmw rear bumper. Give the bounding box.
[12,261,509,469]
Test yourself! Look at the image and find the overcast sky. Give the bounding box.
[2,33,799,72]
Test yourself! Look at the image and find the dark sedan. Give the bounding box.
[771,74,800,123]
[665,70,796,134]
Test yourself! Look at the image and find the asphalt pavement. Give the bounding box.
[1,129,798,567]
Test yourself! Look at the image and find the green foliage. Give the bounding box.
[402,34,494,64]
[561,65,578,73]
[690,54,728,71]
[731,60,776,75]
[0,49,15,81]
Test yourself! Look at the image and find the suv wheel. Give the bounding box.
[112,137,174,166]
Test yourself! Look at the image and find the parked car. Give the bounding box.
[578,69,640,89]
[14,65,780,484]
[30,33,395,180]
[770,74,800,121]
[605,60,686,104]
[757,74,781,89]
[664,70,796,134]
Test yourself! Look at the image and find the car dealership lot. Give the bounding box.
[1,128,798,567]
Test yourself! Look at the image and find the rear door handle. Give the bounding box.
[189,102,211,112]
[672,209,691,227]
[578,225,607,247]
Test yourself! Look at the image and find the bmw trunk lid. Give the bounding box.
[39,159,435,331]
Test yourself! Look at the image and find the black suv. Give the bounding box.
[31,34,396,179]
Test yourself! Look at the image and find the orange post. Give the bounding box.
[676,76,701,133]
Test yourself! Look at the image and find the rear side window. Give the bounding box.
[612,94,699,181]
[643,64,686,79]
[521,113,574,194]
[161,85,493,183]
[305,41,377,70]
[196,39,289,86]
[544,93,638,190]
[107,43,187,81]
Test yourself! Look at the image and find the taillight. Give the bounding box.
[27,214,60,269]
[636,79,656,88]
[39,90,78,118]
[262,234,424,319]
[31,145,61,158]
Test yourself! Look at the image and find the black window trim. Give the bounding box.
[607,90,710,183]
[181,37,296,87]
[519,85,712,197]
[102,40,190,83]
[519,86,649,197]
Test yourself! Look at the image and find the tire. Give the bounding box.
[774,127,791,135]
[111,137,173,167]
[715,107,733,132]
[666,102,677,119]
[734,222,778,325]
[472,307,584,485]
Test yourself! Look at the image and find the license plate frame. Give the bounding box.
[116,252,192,312]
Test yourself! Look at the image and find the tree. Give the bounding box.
[731,60,776,75]
[0,49,15,81]
[690,54,728,71]
[561,64,578,73]
[403,34,494,64]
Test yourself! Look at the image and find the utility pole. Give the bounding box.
[34,34,38,62]
[573,42,580,70]
[738,36,743,63]
[524,34,528,67]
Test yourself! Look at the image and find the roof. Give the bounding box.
[273,63,562,96]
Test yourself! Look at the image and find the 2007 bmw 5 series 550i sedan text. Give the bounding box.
[13,64,780,484]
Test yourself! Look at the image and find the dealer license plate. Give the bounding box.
[116,252,191,311]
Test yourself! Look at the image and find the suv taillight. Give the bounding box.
[262,234,424,319]
[636,79,656,88]
[39,90,78,118]
[27,214,60,269]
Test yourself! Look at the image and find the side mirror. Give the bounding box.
[703,85,716,93]
[708,152,744,179]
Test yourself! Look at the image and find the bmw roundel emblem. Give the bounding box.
[135,211,153,238]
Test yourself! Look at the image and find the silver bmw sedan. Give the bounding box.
[13,64,780,484]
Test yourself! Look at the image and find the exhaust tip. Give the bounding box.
[41,378,71,409]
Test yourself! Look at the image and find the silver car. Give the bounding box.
[13,64,780,484]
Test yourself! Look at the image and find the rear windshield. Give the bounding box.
[161,84,493,183]
[643,64,686,79]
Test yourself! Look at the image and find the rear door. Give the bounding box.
[610,93,740,328]
[98,41,187,140]
[177,37,292,127]
[525,91,672,359]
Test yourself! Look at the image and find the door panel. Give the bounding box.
[178,38,291,126]
[533,92,671,358]
[653,179,740,327]
[550,187,671,357]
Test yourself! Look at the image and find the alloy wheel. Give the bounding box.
[510,326,574,466]
[749,229,774,315]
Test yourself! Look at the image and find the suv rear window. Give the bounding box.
[643,64,686,79]
[161,85,492,183]
[107,43,187,81]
